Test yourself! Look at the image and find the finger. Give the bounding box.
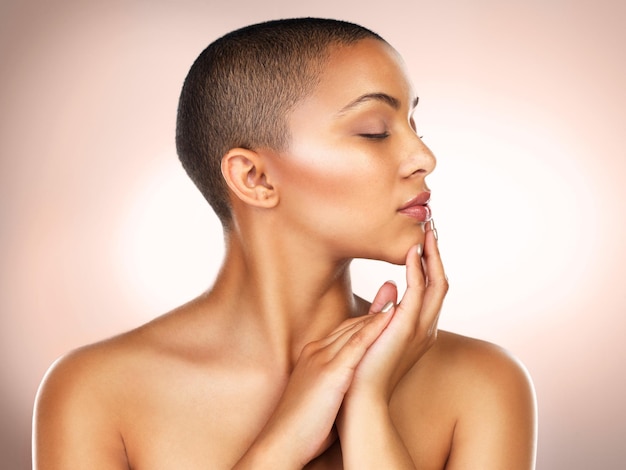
[315,316,372,349]
[324,313,392,363]
[418,222,448,330]
[318,280,398,348]
[368,281,398,314]
[331,311,393,367]
[423,220,444,272]
[422,221,448,297]
[396,244,426,320]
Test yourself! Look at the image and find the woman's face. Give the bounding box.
[268,38,436,265]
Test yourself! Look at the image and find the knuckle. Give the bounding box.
[340,317,361,328]
[431,276,449,294]
[346,329,369,349]
[299,341,320,360]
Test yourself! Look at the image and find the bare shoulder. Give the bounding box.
[432,330,537,431]
[437,331,537,469]
[33,303,205,469]
[392,330,537,469]
[35,317,164,413]
[33,331,142,469]
[33,297,249,469]
[396,330,536,407]
[36,294,226,399]
[432,330,534,387]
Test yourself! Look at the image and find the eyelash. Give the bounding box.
[359,132,424,140]
[359,132,390,140]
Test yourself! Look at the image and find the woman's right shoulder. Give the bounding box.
[33,304,227,468]
[36,308,198,399]
[42,333,128,382]
[36,301,225,405]
[32,331,146,469]
[35,328,147,418]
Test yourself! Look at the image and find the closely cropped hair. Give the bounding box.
[176,17,384,228]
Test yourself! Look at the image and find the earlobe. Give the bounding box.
[221,148,278,209]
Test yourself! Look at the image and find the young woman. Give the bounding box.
[33,18,537,469]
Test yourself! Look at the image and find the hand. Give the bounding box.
[235,311,393,468]
[346,223,448,403]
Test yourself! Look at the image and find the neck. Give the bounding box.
[205,226,363,370]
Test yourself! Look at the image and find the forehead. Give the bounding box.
[303,38,415,114]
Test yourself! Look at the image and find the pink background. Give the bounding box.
[2,0,625,467]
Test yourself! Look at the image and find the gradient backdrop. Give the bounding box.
[1,0,625,468]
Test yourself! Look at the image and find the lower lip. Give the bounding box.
[399,204,432,222]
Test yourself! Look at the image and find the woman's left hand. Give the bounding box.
[346,222,448,403]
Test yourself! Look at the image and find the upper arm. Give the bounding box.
[445,344,537,470]
[33,350,130,470]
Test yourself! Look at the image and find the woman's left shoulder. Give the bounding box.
[430,330,534,393]
[394,331,537,468]
[395,329,536,418]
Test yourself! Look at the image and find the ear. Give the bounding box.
[221,148,279,209]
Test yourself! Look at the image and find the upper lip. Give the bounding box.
[399,191,431,210]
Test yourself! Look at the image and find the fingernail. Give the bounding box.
[430,218,438,241]
[416,244,423,257]
[381,301,395,313]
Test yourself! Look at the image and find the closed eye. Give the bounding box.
[359,132,390,140]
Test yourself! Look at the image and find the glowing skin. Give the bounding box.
[33,34,536,470]
[266,39,436,265]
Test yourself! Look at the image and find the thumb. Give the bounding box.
[368,281,398,314]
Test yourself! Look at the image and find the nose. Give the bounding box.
[399,133,437,178]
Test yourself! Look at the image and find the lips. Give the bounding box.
[398,191,432,222]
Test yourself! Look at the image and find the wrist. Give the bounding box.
[338,392,389,436]
[233,429,303,470]
[339,395,415,469]
[345,384,390,409]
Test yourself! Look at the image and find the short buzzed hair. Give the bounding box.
[175,18,385,229]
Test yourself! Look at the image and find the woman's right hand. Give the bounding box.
[233,310,394,469]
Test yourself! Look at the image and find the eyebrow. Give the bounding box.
[337,93,419,115]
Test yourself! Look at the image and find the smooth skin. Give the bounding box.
[33,38,537,469]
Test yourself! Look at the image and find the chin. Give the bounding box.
[379,252,412,266]
[341,225,425,264]
[384,229,426,265]
[363,243,420,266]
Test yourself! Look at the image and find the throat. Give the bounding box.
[211,235,364,369]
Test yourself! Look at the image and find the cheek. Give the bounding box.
[271,148,386,233]
[275,147,388,217]
[270,148,425,262]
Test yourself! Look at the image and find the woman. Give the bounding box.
[33,18,537,469]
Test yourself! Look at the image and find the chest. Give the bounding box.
[116,362,454,469]
[118,366,285,469]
